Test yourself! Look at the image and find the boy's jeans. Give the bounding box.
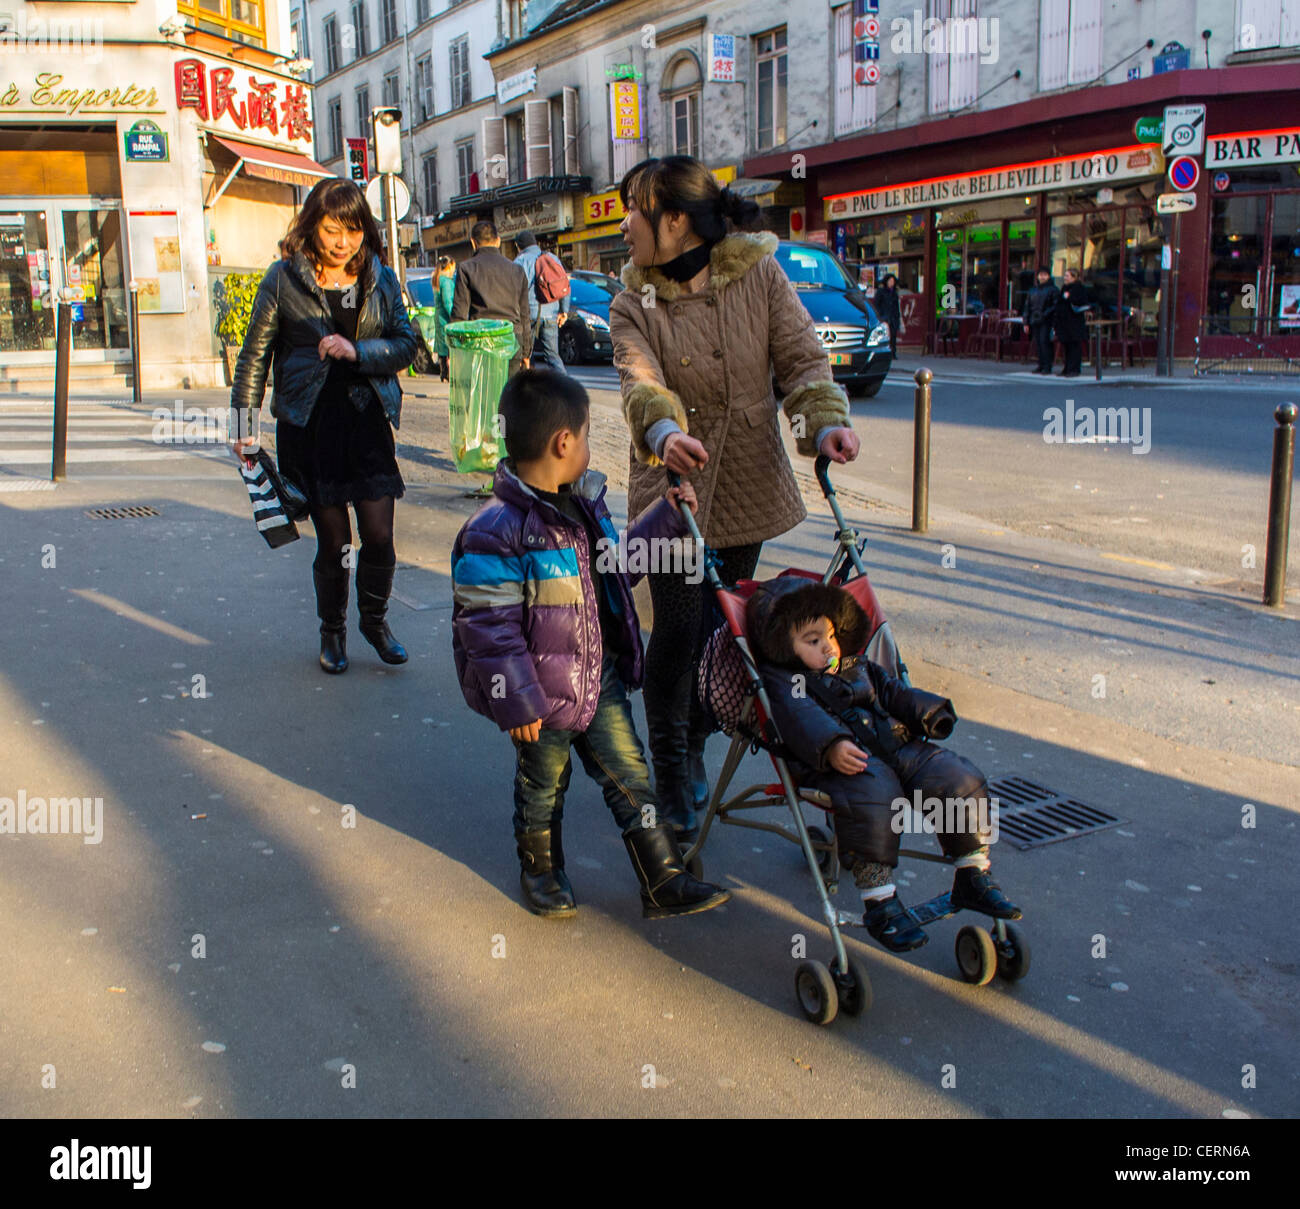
[512,656,655,834]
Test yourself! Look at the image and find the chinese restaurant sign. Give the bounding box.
[174,58,312,146]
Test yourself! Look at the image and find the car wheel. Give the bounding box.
[559,327,582,365]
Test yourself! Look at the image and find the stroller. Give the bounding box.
[675,456,1030,1026]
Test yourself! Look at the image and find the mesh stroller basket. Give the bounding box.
[698,621,750,734]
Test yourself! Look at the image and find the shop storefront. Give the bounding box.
[0,42,324,388]
[421,213,475,263]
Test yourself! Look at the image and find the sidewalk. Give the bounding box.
[1,381,1296,1117]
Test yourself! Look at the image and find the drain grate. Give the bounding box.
[987,775,1125,850]
[85,505,161,520]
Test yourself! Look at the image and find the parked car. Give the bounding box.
[555,270,618,364]
[773,241,893,397]
[403,268,436,308]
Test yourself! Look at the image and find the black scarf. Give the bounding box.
[657,240,715,283]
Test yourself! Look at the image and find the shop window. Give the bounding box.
[177,1,266,49]
[1269,193,1300,333]
[1125,206,1163,341]
[754,28,787,150]
[834,4,877,135]
[1039,0,1102,90]
[1006,220,1038,314]
[323,16,340,75]
[416,55,434,123]
[1236,0,1300,50]
[422,155,439,215]
[1209,196,1269,333]
[456,139,475,196]
[356,85,371,139]
[927,0,980,115]
[327,97,344,160]
[450,36,471,109]
[1079,209,1124,319]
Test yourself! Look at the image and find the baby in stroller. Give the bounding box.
[747,577,1021,953]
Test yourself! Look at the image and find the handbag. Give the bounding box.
[238,447,307,548]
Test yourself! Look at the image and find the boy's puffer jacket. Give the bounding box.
[229,250,418,429]
[452,461,687,732]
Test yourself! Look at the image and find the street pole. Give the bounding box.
[912,367,932,534]
[128,279,142,405]
[1156,233,1171,377]
[384,172,405,291]
[52,297,70,481]
[1263,402,1297,608]
[1169,212,1182,376]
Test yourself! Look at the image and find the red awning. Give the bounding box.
[212,136,333,188]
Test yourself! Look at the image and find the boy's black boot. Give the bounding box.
[862,893,929,953]
[313,565,349,674]
[951,867,1022,920]
[516,826,576,917]
[355,561,408,664]
[623,824,730,919]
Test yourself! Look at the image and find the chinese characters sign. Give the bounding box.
[610,80,640,142]
[708,34,735,83]
[174,58,312,145]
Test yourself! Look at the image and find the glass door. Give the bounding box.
[1005,219,1037,315]
[1268,192,1300,337]
[1208,196,1268,335]
[59,207,130,353]
[0,209,55,355]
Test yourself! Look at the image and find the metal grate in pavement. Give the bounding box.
[84,505,161,520]
[987,775,1126,850]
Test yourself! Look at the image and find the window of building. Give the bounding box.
[661,54,701,157]
[415,0,430,23]
[834,3,877,134]
[754,28,787,150]
[328,97,344,160]
[177,1,266,48]
[927,0,980,114]
[422,154,439,215]
[1039,0,1102,90]
[505,112,525,184]
[323,15,340,74]
[450,36,471,109]
[356,85,371,138]
[380,0,398,44]
[506,0,526,40]
[383,71,401,109]
[550,95,565,176]
[416,55,434,122]
[456,139,475,195]
[1236,0,1300,49]
[350,1,369,59]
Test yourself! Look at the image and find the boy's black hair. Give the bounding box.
[499,370,590,463]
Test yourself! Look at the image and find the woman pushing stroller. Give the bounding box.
[746,577,1022,953]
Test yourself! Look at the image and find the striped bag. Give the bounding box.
[237,448,305,549]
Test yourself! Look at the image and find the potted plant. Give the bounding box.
[214,272,263,385]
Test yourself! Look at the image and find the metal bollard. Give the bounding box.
[128,279,142,405]
[912,367,932,534]
[1263,402,1297,608]
[1094,321,1103,382]
[51,299,71,481]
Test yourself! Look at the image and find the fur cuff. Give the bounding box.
[624,382,688,464]
[782,379,851,456]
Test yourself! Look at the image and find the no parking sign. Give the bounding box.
[1167,155,1200,192]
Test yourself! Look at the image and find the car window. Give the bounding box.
[775,245,856,290]
[406,276,434,306]
[570,277,616,306]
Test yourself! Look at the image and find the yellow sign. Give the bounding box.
[611,80,640,141]
[710,165,737,185]
[559,222,624,246]
[583,190,626,225]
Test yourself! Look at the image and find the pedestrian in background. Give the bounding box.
[875,272,902,355]
[430,254,457,382]
[1056,267,1092,377]
[452,220,532,376]
[1023,266,1061,374]
[512,230,571,372]
[230,178,418,674]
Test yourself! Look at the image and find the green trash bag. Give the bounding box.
[445,318,518,474]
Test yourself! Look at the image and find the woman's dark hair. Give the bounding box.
[618,156,763,257]
[437,254,455,272]
[883,273,897,288]
[282,178,385,289]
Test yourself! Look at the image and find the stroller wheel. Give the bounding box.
[806,824,834,877]
[794,960,839,1025]
[995,922,1031,982]
[831,954,873,1017]
[955,925,998,986]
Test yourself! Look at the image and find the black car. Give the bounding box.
[558,270,618,365]
[774,241,893,397]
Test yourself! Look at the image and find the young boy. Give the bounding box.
[746,577,1021,953]
[451,369,730,920]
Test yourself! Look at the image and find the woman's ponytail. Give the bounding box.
[718,187,762,232]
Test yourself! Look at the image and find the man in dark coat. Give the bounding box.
[1023,266,1061,374]
[874,273,902,354]
[1055,267,1092,377]
[452,220,533,376]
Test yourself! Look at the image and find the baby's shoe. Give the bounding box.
[951,867,1022,919]
[862,893,928,953]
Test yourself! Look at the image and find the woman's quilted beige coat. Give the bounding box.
[610,231,851,548]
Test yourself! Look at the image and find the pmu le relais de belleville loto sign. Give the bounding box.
[825,145,1165,219]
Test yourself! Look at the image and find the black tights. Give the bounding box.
[311,496,396,575]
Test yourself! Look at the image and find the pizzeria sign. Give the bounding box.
[824,145,1165,220]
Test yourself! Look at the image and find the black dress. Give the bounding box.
[276,285,405,509]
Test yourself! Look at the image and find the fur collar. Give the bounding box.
[620,231,779,302]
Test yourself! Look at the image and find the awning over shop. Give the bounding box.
[205,135,334,208]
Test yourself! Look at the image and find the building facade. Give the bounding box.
[0,1,328,390]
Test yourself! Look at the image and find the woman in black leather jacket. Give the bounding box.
[230,179,418,674]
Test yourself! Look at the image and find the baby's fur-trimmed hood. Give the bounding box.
[620,231,780,302]
[746,576,872,670]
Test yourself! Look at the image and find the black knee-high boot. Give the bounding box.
[643,673,695,840]
[313,564,349,674]
[355,560,407,664]
[623,823,730,919]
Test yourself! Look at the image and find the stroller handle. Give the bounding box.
[814,453,836,499]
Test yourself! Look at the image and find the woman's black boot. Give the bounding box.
[623,823,730,919]
[516,825,576,917]
[313,566,349,674]
[355,560,408,664]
